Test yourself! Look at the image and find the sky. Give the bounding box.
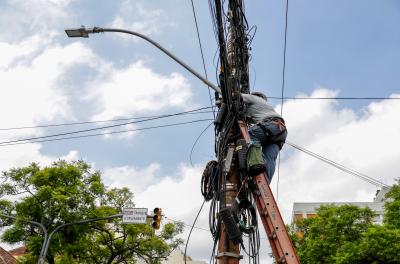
[1,0,400,263]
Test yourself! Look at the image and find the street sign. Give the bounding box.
[122,208,148,224]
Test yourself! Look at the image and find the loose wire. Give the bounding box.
[0,107,211,145]
[190,122,214,167]
[0,119,214,147]
[189,0,216,118]
[0,109,214,131]
[277,0,289,200]
[184,200,207,264]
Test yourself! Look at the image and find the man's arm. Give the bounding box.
[241,93,254,105]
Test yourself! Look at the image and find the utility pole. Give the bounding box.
[213,0,249,263]
[210,1,300,263]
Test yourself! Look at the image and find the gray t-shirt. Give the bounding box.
[241,93,281,124]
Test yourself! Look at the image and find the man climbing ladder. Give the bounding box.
[241,92,287,182]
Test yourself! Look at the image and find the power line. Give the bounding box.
[183,200,206,264]
[165,215,209,232]
[189,122,214,166]
[0,107,212,145]
[189,0,216,119]
[286,141,389,188]
[0,109,214,131]
[165,216,270,243]
[277,0,289,200]
[280,0,289,116]
[268,96,400,100]
[0,119,214,147]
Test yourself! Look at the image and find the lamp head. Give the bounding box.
[65,27,89,38]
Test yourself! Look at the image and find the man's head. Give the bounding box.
[251,91,267,101]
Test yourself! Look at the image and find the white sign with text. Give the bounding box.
[122,208,148,224]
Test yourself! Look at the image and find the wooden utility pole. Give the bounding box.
[214,0,247,262]
[212,1,300,263]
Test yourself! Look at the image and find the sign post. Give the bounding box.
[122,208,148,224]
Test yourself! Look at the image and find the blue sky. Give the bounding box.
[1,0,400,262]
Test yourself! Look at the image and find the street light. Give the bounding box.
[65,27,90,38]
[0,213,48,264]
[64,26,221,94]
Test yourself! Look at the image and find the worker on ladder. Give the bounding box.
[241,92,287,183]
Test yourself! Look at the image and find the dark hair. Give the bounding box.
[251,92,267,101]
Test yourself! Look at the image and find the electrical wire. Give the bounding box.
[189,122,214,167]
[286,141,389,188]
[184,200,207,264]
[0,109,215,131]
[277,0,289,200]
[189,0,216,118]
[268,96,400,100]
[0,107,211,145]
[164,216,209,232]
[280,0,289,116]
[0,119,214,147]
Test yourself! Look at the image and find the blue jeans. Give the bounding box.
[248,120,287,182]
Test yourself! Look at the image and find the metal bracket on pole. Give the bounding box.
[217,252,243,259]
[224,146,235,173]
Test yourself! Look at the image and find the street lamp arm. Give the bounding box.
[65,26,221,94]
[0,213,48,263]
[42,214,123,263]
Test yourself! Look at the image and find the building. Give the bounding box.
[0,246,27,264]
[0,247,16,264]
[292,187,390,225]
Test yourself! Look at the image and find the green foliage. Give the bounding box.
[334,225,400,264]
[291,204,374,264]
[0,160,183,264]
[291,182,400,264]
[384,182,400,228]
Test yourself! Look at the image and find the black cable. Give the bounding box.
[164,216,209,232]
[0,109,214,131]
[280,0,289,116]
[0,119,214,147]
[286,141,389,188]
[184,200,207,264]
[0,107,211,145]
[189,122,214,166]
[268,96,400,100]
[277,0,289,201]
[189,0,216,119]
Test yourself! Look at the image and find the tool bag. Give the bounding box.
[246,145,265,176]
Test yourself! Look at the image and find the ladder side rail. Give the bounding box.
[238,121,300,264]
[253,194,282,259]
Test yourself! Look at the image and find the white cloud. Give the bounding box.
[109,1,169,39]
[124,164,216,261]
[0,41,96,135]
[103,163,161,193]
[274,89,400,222]
[0,27,94,173]
[86,61,193,121]
[0,0,75,41]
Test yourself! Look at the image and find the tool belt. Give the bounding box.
[258,117,287,149]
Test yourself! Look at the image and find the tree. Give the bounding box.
[384,180,400,228]
[0,160,182,264]
[291,182,400,264]
[290,204,375,264]
[333,225,400,264]
[78,188,183,264]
